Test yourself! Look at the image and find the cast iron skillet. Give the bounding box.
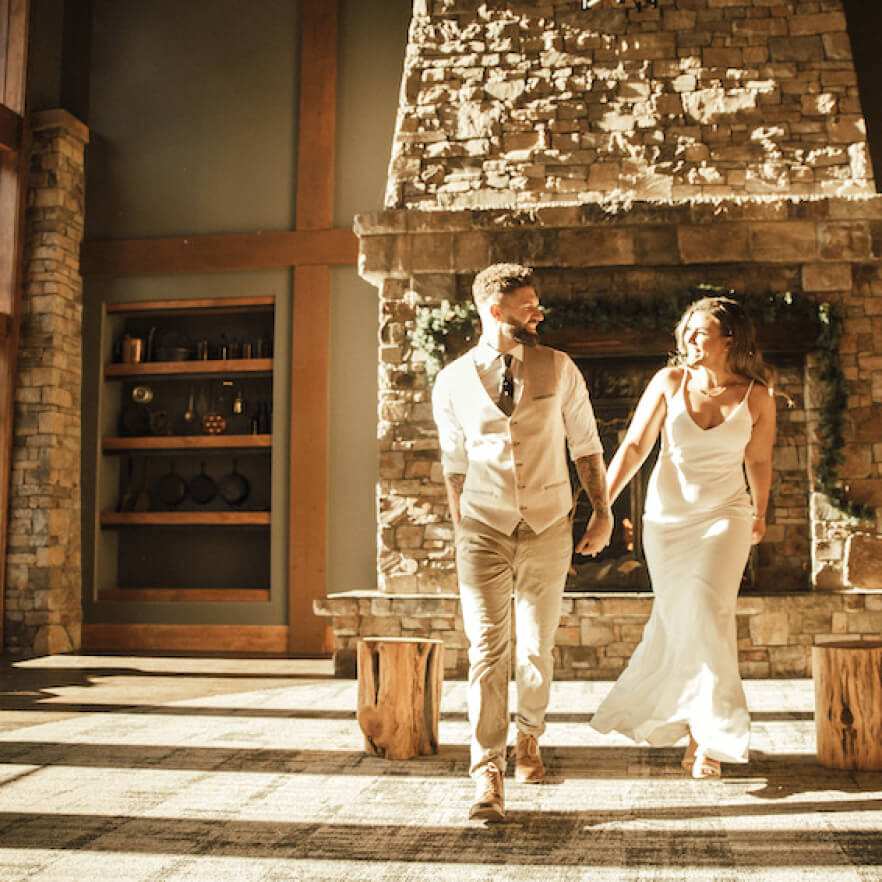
[218,458,250,506]
[189,462,217,505]
[152,460,188,509]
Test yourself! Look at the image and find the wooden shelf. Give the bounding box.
[101,511,271,527]
[105,295,275,316]
[102,434,272,452]
[105,358,273,378]
[97,587,270,603]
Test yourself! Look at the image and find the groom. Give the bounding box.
[432,263,612,821]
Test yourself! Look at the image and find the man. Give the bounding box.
[432,263,612,822]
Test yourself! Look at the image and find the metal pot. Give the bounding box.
[218,459,250,506]
[188,463,217,505]
[152,460,188,509]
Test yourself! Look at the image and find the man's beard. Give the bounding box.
[505,319,539,347]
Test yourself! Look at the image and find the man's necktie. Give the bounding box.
[498,353,514,416]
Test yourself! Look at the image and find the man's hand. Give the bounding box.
[750,515,766,546]
[575,512,613,557]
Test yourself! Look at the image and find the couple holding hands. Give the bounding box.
[432,263,776,822]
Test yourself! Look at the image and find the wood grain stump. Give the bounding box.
[813,641,882,771]
[357,637,444,760]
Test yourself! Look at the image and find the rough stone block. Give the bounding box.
[844,533,882,589]
[677,223,750,263]
[749,221,816,262]
[818,222,870,261]
[558,228,635,267]
[749,611,790,646]
[580,621,615,647]
[769,35,824,63]
[801,262,851,292]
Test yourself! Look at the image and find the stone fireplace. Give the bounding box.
[316,0,882,678]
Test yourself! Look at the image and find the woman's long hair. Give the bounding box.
[669,296,775,386]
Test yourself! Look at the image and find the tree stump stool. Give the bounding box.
[813,641,882,771]
[357,637,444,760]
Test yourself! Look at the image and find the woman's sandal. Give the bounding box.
[690,747,721,779]
[682,738,721,778]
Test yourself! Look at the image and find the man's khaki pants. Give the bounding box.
[455,514,572,778]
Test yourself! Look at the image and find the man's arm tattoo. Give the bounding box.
[444,473,465,526]
[575,454,611,519]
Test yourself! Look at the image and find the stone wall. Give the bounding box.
[316,588,882,678]
[358,197,882,596]
[3,110,88,656]
[386,0,874,209]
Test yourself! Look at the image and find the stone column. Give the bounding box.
[4,109,88,656]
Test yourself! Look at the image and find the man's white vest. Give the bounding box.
[443,344,573,534]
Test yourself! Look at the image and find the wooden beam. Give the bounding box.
[287,0,339,657]
[80,227,358,277]
[82,623,289,654]
[0,102,21,153]
[288,264,330,656]
[295,0,337,230]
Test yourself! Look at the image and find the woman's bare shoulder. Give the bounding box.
[649,366,683,395]
[747,379,776,417]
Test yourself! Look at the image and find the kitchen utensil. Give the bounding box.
[149,409,170,436]
[119,403,151,436]
[157,345,192,361]
[201,382,227,434]
[232,385,244,415]
[152,459,187,509]
[132,384,154,404]
[218,458,250,506]
[188,462,217,505]
[196,340,209,360]
[183,386,196,424]
[120,335,144,363]
[132,458,151,512]
[117,456,136,512]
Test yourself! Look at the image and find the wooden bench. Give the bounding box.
[813,641,882,770]
[356,637,444,760]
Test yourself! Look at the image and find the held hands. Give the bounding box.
[575,511,614,557]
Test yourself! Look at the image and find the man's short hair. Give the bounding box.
[471,263,534,310]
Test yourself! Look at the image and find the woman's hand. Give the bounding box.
[750,515,766,545]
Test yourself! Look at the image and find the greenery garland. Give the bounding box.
[412,286,874,521]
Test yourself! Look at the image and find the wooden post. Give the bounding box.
[813,641,882,771]
[357,637,444,760]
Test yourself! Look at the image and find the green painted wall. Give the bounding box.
[59,0,411,626]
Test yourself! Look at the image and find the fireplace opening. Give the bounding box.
[565,355,771,593]
[567,357,660,592]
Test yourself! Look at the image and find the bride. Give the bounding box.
[590,296,777,778]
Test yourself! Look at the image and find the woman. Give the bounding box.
[590,296,776,778]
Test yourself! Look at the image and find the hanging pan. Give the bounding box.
[189,462,217,505]
[152,459,188,509]
[218,458,250,507]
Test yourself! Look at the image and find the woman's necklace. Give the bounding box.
[695,384,728,398]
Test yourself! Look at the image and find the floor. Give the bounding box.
[0,656,880,881]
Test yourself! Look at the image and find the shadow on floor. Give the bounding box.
[0,810,879,867]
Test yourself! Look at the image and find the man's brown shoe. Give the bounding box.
[468,763,505,822]
[515,731,545,783]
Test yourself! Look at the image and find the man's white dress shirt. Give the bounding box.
[432,337,603,535]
